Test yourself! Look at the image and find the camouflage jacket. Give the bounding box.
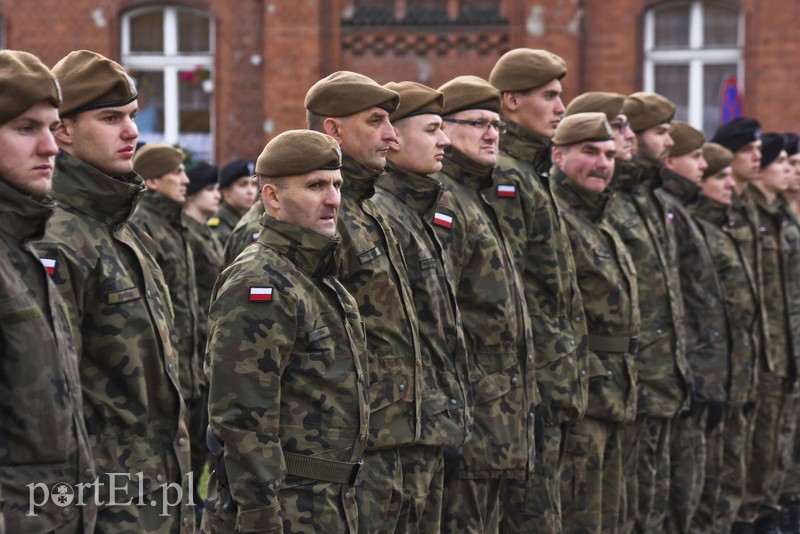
[751,188,800,384]
[206,216,370,533]
[222,200,264,267]
[372,162,470,447]
[488,120,588,426]
[336,155,423,449]
[608,160,689,417]
[655,169,729,403]
[690,195,759,404]
[553,170,639,424]
[431,148,537,480]
[184,215,223,357]
[0,179,96,532]
[207,201,241,252]
[133,192,202,400]
[782,195,800,386]
[33,151,193,527]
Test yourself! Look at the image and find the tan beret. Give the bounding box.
[0,50,61,126]
[565,92,625,123]
[438,75,501,115]
[553,112,613,146]
[489,48,567,92]
[256,130,342,178]
[304,71,399,118]
[669,121,705,157]
[52,50,137,117]
[702,142,734,179]
[133,143,185,179]
[622,92,675,133]
[384,81,444,122]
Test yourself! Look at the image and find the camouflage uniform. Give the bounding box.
[33,150,195,533]
[487,121,589,533]
[222,201,264,267]
[0,179,97,532]
[655,169,730,533]
[203,216,370,533]
[372,163,470,530]
[207,201,242,252]
[690,193,761,530]
[431,149,537,534]
[553,169,639,534]
[609,159,690,533]
[334,155,428,534]
[184,215,223,354]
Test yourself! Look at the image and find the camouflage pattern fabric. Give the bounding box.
[781,205,800,507]
[441,478,504,534]
[0,179,96,532]
[184,215,223,357]
[691,403,725,533]
[666,404,708,534]
[222,200,264,268]
[204,216,370,533]
[207,201,241,252]
[33,150,195,533]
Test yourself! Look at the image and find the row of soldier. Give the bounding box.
[2,44,799,534]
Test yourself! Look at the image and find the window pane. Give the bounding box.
[655,64,689,120]
[130,11,164,52]
[703,64,738,137]
[178,69,212,161]
[178,10,210,53]
[654,3,690,49]
[134,71,164,135]
[703,3,739,47]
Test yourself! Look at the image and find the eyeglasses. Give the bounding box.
[610,120,630,133]
[442,117,508,134]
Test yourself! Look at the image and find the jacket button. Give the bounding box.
[178,437,187,447]
[399,384,406,392]
[84,468,94,479]
[156,474,164,483]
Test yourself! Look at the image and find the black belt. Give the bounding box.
[588,334,639,354]
[284,452,364,486]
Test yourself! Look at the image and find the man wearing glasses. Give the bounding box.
[486,48,590,533]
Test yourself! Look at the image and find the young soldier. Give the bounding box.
[207,158,258,249]
[551,112,639,534]
[487,49,589,533]
[33,50,194,532]
[564,91,636,164]
[784,133,800,217]
[0,49,96,533]
[432,75,537,533]
[203,130,369,532]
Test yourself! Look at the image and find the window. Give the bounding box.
[122,6,213,161]
[644,1,742,137]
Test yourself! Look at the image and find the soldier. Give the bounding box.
[207,158,258,250]
[203,129,369,533]
[33,50,194,532]
[222,200,264,267]
[0,49,96,533]
[784,133,800,217]
[565,91,636,163]
[486,49,589,533]
[550,113,639,534]
[653,122,726,533]
[304,71,428,533]
[611,92,690,533]
[371,81,470,531]
[432,75,537,533]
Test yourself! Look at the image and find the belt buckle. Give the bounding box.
[349,459,364,486]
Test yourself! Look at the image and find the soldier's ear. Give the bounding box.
[262,182,281,211]
[323,118,344,145]
[502,91,520,113]
[53,119,73,146]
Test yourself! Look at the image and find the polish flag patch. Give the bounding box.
[40,257,57,275]
[249,287,273,302]
[251,231,260,242]
[433,212,453,229]
[496,184,516,198]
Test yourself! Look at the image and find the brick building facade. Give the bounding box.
[0,0,797,163]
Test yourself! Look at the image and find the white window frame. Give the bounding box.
[121,5,213,151]
[644,0,743,131]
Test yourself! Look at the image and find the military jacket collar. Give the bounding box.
[138,190,186,227]
[659,167,701,205]
[377,161,443,215]
[610,158,645,194]
[52,150,145,226]
[692,194,730,226]
[341,154,382,200]
[553,168,612,222]
[258,215,341,278]
[0,179,55,242]
[748,185,780,215]
[217,201,241,227]
[441,148,494,190]
[500,119,551,170]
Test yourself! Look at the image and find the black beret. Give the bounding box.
[622,92,676,133]
[219,159,256,188]
[553,112,613,146]
[711,117,762,153]
[52,50,137,116]
[438,75,501,115]
[760,133,784,169]
[305,71,399,118]
[784,133,800,157]
[256,130,341,178]
[565,92,625,123]
[186,161,219,195]
[669,121,705,157]
[489,48,567,92]
[0,50,61,125]
[384,81,444,122]
[702,143,734,179]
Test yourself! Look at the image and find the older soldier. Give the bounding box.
[0,49,96,533]
[611,92,690,533]
[222,200,265,267]
[203,130,369,533]
[486,49,589,533]
[371,81,470,531]
[432,75,537,533]
[33,50,194,532]
[551,113,638,534]
[304,71,428,533]
[690,143,760,532]
[207,158,258,250]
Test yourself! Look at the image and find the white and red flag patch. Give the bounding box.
[496,184,516,198]
[249,287,273,302]
[40,257,57,275]
[433,212,453,229]
[251,231,260,242]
